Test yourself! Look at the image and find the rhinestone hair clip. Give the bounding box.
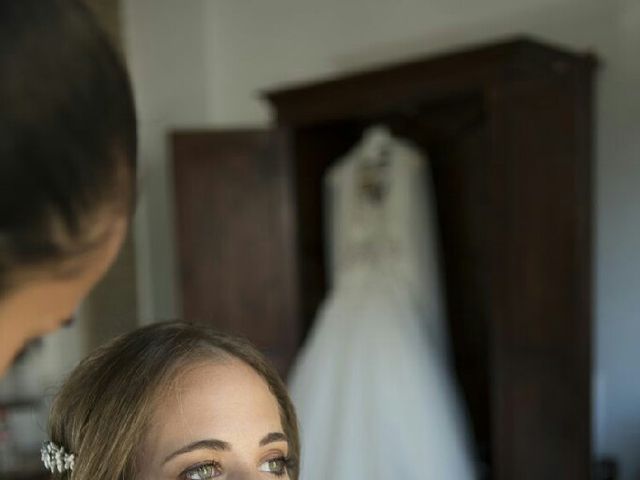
[41,441,76,474]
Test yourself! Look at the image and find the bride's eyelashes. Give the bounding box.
[258,455,293,476]
[180,461,222,480]
[178,455,293,479]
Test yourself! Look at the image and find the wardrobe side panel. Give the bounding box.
[489,71,593,479]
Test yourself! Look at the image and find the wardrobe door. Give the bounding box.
[172,130,299,373]
[489,70,593,480]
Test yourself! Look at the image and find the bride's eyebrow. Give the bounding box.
[259,432,288,446]
[163,439,231,464]
[162,432,288,464]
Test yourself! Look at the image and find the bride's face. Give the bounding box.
[138,359,292,480]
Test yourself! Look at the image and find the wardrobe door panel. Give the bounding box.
[172,130,299,373]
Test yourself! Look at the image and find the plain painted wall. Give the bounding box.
[123,0,640,477]
[122,0,213,322]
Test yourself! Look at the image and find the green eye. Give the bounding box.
[259,458,287,475]
[183,463,221,480]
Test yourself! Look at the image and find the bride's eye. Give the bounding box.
[258,457,288,476]
[181,462,222,480]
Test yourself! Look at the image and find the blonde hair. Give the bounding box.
[47,321,300,480]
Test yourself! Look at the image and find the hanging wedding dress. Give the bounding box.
[288,126,477,480]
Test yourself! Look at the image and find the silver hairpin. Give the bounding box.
[41,441,76,474]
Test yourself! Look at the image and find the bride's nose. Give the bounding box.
[226,466,264,480]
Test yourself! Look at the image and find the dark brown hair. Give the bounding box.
[47,322,300,480]
[0,0,137,292]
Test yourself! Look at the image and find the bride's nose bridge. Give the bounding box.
[226,462,257,480]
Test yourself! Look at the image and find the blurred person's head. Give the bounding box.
[0,0,137,375]
[47,321,300,480]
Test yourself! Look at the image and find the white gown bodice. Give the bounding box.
[325,126,448,350]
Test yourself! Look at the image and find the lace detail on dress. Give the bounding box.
[333,126,402,279]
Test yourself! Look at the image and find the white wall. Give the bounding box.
[202,0,615,123]
[122,0,213,321]
[124,0,640,476]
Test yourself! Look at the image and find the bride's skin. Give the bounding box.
[138,359,292,480]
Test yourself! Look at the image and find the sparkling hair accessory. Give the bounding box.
[41,441,76,474]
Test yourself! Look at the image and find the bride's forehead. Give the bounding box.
[176,359,258,385]
[147,361,282,441]
[158,360,276,409]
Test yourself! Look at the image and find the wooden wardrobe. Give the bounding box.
[172,37,597,479]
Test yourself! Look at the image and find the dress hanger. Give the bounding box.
[358,125,392,164]
[356,125,393,203]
